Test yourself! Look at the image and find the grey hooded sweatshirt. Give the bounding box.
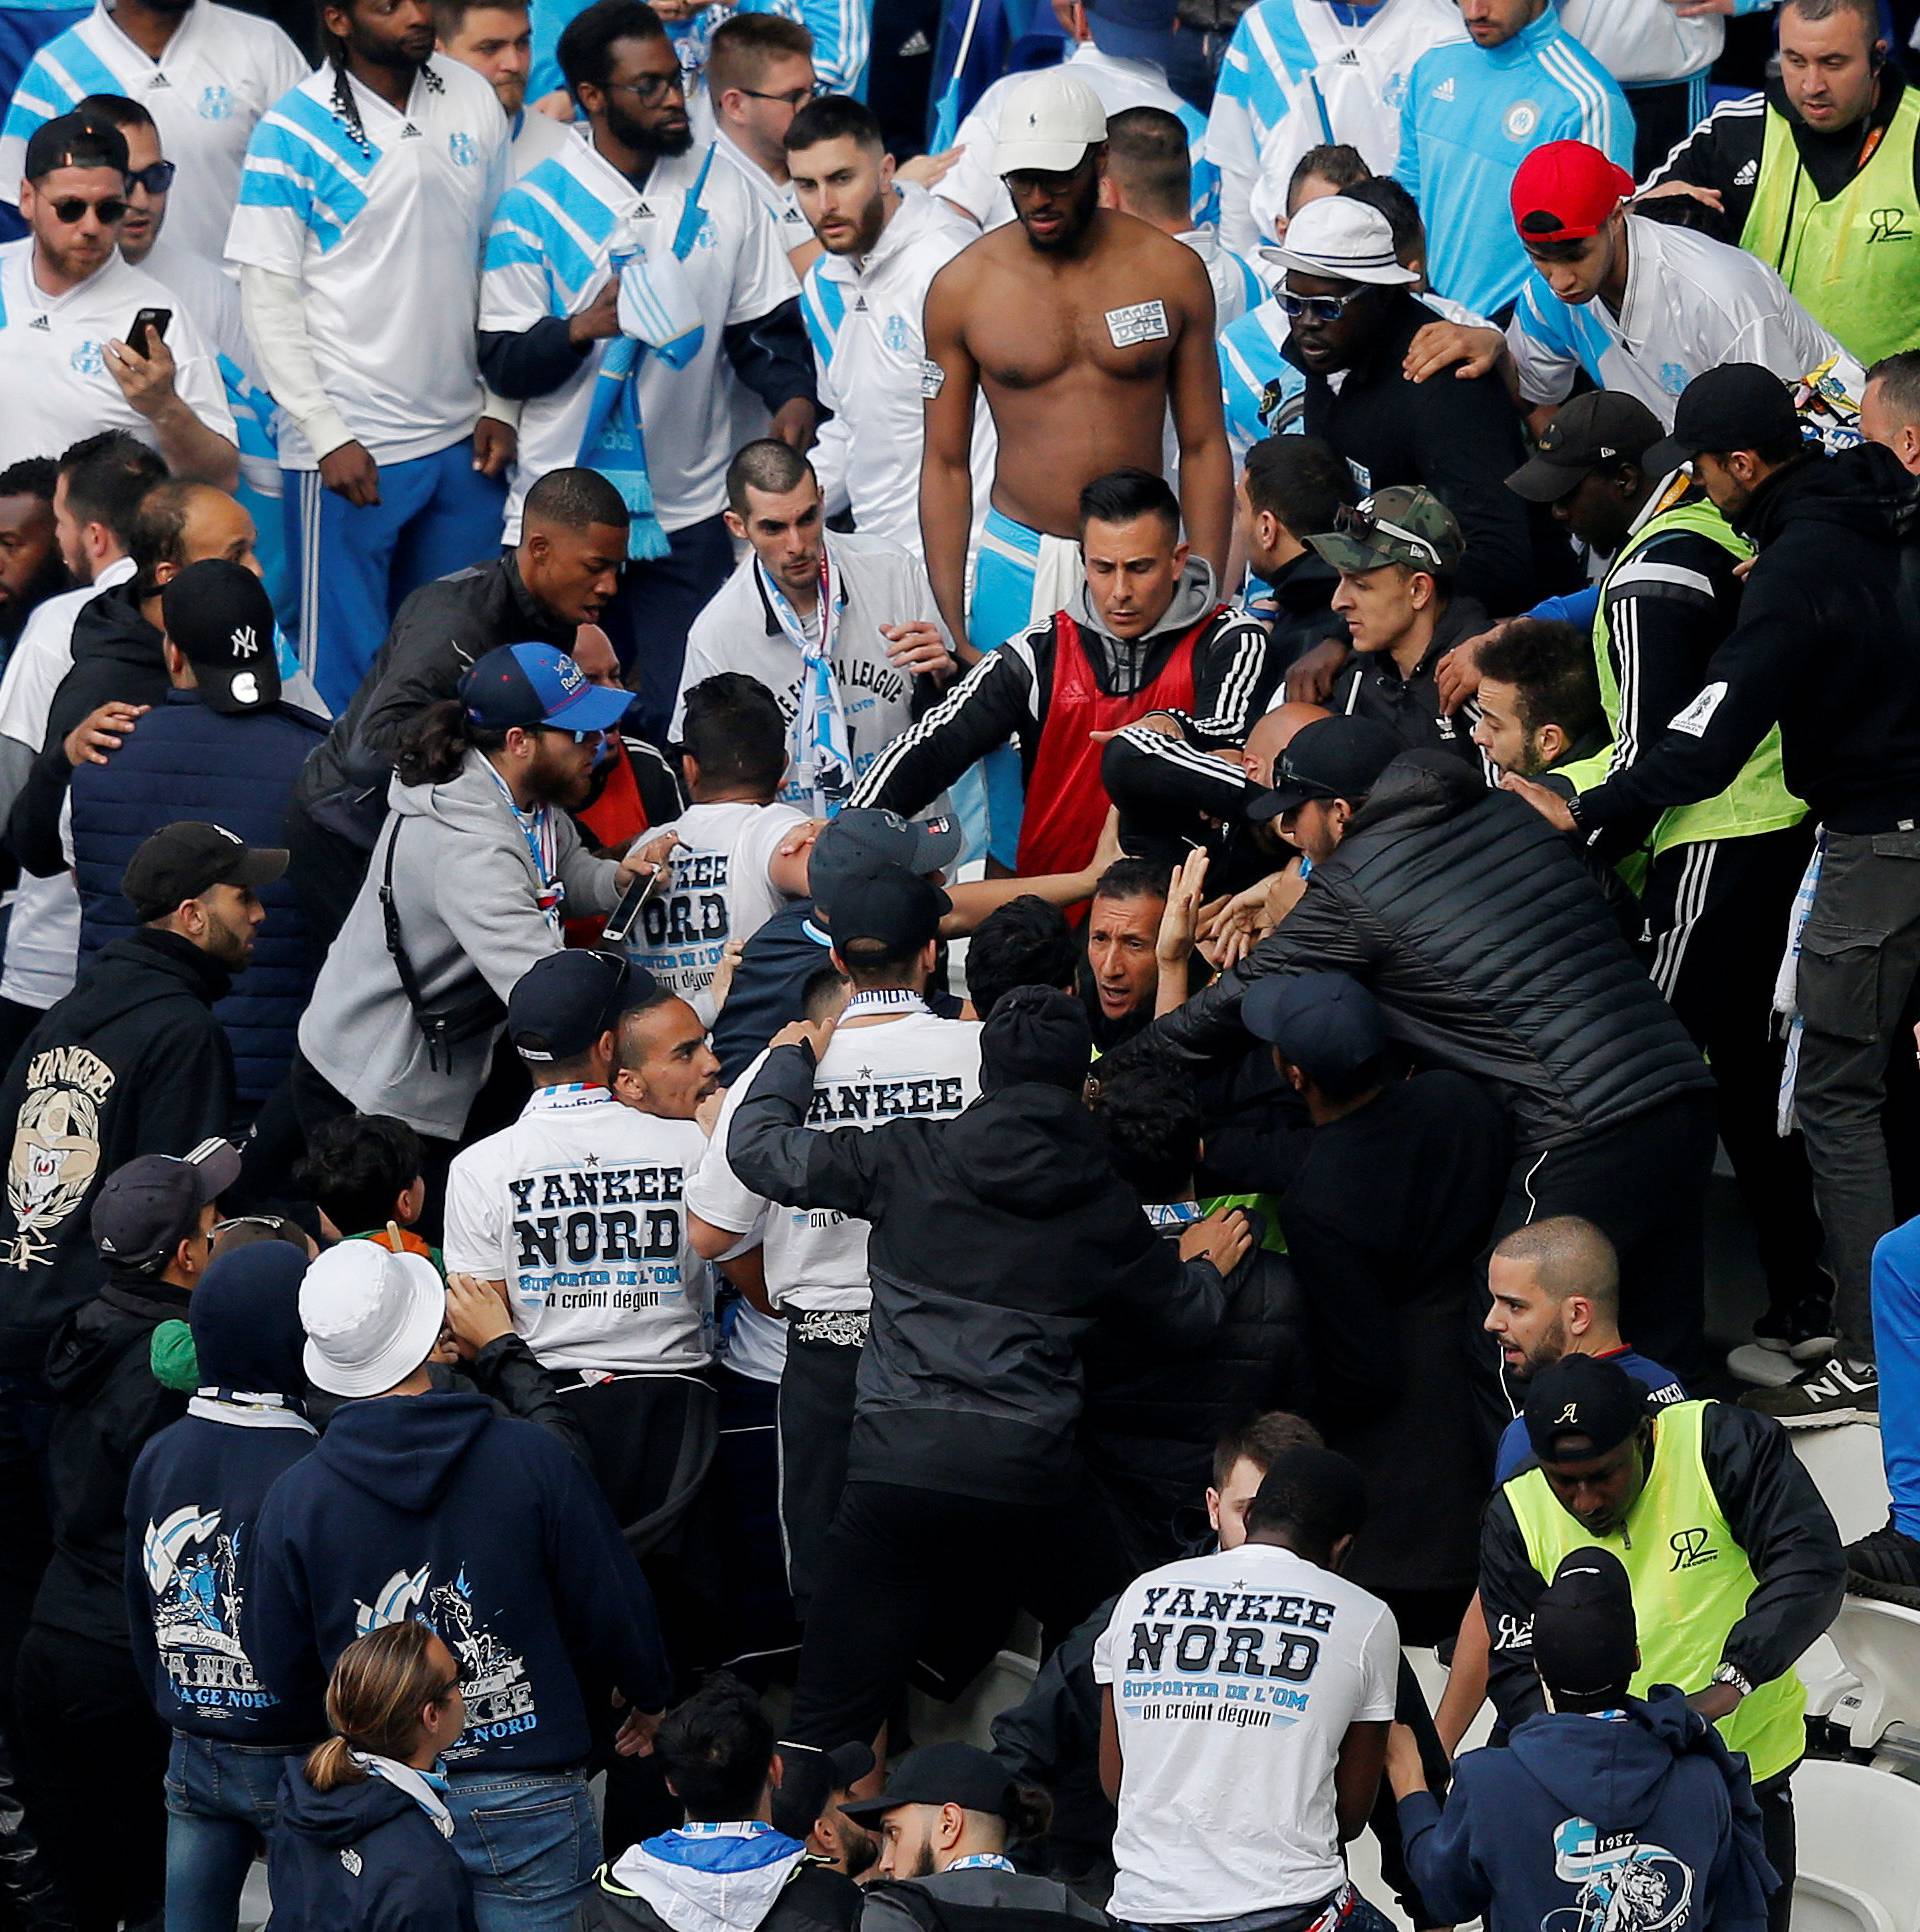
[297,748,619,1138]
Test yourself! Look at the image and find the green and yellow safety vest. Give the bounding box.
[1564,484,1805,866]
[1504,1399,1806,1784]
[1738,89,1920,364]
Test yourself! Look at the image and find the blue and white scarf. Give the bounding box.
[578,145,716,562]
[758,545,853,816]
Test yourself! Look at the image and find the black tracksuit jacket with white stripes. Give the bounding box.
[845,560,1275,821]
[1642,69,1920,241]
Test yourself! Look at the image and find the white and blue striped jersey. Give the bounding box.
[1560,0,1739,89]
[798,184,993,554]
[481,134,797,541]
[509,101,578,181]
[0,0,309,268]
[225,55,508,468]
[1219,300,1300,466]
[1205,0,1464,255]
[1396,8,1631,317]
[939,43,1216,231]
[1505,213,1848,426]
[1182,225,1264,328]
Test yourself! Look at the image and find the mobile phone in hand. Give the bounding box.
[128,307,171,356]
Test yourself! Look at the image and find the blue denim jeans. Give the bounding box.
[164,1731,303,1932]
[444,1765,599,1932]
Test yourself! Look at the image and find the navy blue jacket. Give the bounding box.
[269,1761,476,1932]
[246,1391,671,1775]
[1398,1687,1775,1932]
[68,690,327,1116]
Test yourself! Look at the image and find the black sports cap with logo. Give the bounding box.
[1246,715,1402,822]
[92,1138,241,1274]
[1644,363,1803,479]
[1506,392,1664,504]
[24,110,128,182]
[1523,1353,1650,1463]
[122,821,288,921]
[1531,1547,1638,1702]
[508,948,649,1062]
[829,862,951,954]
[809,807,963,923]
[161,559,282,715]
[840,1743,1019,1825]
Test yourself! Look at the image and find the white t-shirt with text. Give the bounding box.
[1093,1542,1399,1923]
[442,1083,714,1374]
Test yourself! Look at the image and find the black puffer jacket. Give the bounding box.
[1080,1223,1309,1574]
[1139,753,1712,1152]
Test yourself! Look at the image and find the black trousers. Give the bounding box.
[14,1623,168,1931]
[1643,827,1825,1312]
[1484,1091,1718,1401]
[1756,1766,1797,1932]
[776,1323,863,1610]
[282,792,374,957]
[787,1478,1134,1751]
[710,1364,799,1679]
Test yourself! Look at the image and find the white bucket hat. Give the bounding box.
[995,66,1109,177]
[299,1241,446,1399]
[1260,197,1420,286]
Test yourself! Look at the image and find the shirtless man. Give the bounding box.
[920,65,1232,672]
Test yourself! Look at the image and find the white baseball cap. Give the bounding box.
[995,66,1108,177]
[1261,196,1420,287]
[299,1241,447,1398]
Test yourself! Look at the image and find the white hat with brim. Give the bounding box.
[300,1241,447,1399]
[995,66,1109,177]
[1259,196,1421,287]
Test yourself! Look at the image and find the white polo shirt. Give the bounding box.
[1093,1541,1399,1923]
[625,799,810,1022]
[226,55,508,467]
[0,0,310,269]
[0,557,136,1013]
[0,241,234,472]
[1505,214,1851,426]
[481,133,798,543]
[685,1009,982,1312]
[671,532,946,804]
[799,184,995,554]
[441,1083,714,1374]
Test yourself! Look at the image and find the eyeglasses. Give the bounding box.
[605,71,684,103]
[46,196,127,226]
[127,160,177,196]
[1276,284,1369,325]
[1333,499,1443,570]
[739,81,826,108]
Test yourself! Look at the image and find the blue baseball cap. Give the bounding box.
[461,643,634,734]
[1241,971,1386,1082]
[1084,0,1179,67]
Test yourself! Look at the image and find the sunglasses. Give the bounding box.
[47,195,127,226]
[1333,500,1443,570]
[128,160,177,195]
[1277,285,1370,325]
[212,1213,296,1240]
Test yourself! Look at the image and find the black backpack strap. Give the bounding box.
[376,818,505,1071]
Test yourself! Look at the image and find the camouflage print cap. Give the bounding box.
[1306,486,1465,576]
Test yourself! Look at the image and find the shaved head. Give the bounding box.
[1244,700,1330,788]
[1491,1215,1620,1321]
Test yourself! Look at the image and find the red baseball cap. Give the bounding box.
[1510,141,1636,243]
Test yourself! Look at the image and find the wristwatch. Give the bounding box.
[1563,790,1586,831]
[1710,1662,1754,1698]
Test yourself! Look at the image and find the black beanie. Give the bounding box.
[980,985,1092,1093]
[189,1243,309,1397]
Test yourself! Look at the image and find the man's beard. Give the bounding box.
[840,1825,879,1880]
[1021,170,1099,251]
[608,99,693,157]
[831,188,887,258]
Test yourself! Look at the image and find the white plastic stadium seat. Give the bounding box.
[1793,1756,1920,1932]
[1793,1423,1892,1546]
[1825,1598,1920,1749]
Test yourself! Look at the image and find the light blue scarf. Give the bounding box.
[578,145,716,561]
